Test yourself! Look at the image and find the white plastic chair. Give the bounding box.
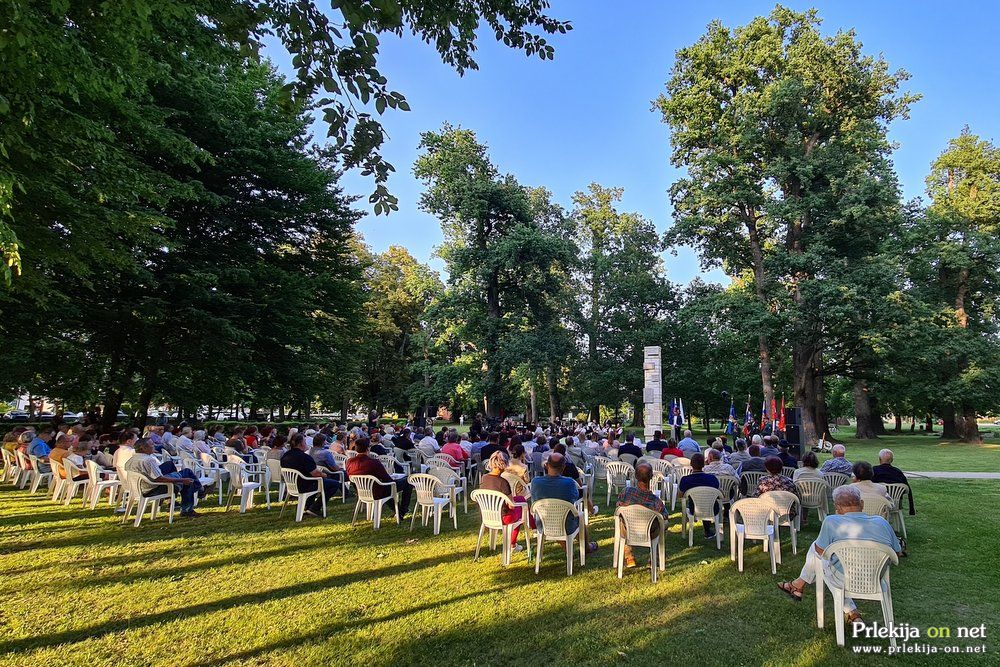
[350,474,398,529]
[605,461,635,505]
[740,471,765,498]
[715,475,739,508]
[884,483,909,538]
[13,449,31,488]
[782,466,798,478]
[265,458,286,504]
[762,489,800,555]
[470,489,531,566]
[501,471,529,500]
[822,472,851,490]
[860,494,892,519]
[48,459,66,502]
[27,454,53,494]
[280,468,326,521]
[795,478,830,525]
[85,459,120,509]
[224,458,264,512]
[3,448,23,485]
[681,486,724,549]
[199,452,228,505]
[408,473,455,535]
[613,505,666,582]
[816,539,899,648]
[428,465,468,513]
[618,453,638,467]
[61,459,90,506]
[532,498,585,576]
[729,498,777,573]
[670,465,693,511]
[123,472,175,527]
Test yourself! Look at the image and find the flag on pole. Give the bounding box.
[679,398,686,425]
[779,394,786,432]
[761,398,768,426]
[726,399,736,435]
[770,397,778,431]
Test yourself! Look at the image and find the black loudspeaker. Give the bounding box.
[785,424,801,446]
[784,407,801,426]
[788,443,802,458]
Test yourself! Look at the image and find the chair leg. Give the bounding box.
[833,589,846,646]
[474,524,485,561]
[280,496,290,518]
[617,540,625,579]
[409,507,417,531]
[769,535,777,574]
[523,521,532,561]
[433,505,441,535]
[351,499,362,525]
[535,534,543,574]
[882,590,896,648]
[566,539,573,576]
[737,533,744,571]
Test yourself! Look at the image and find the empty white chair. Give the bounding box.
[681,486,725,549]
[613,504,666,582]
[729,498,777,573]
[85,459,120,509]
[470,489,530,566]
[605,461,635,505]
[816,539,899,648]
[2,448,23,485]
[265,458,286,504]
[532,498,585,576]
[795,478,830,525]
[428,465,468,513]
[762,490,800,555]
[884,483,908,539]
[123,472,175,527]
[199,452,228,505]
[740,471,765,498]
[350,474,398,530]
[224,458,264,512]
[280,468,326,521]
[408,473,455,535]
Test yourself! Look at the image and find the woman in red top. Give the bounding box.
[244,426,259,449]
[660,439,685,459]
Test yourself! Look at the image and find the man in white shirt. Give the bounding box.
[125,438,203,517]
[112,432,137,470]
[174,427,194,454]
[417,427,440,456]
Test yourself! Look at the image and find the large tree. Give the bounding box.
[656,6,916,444]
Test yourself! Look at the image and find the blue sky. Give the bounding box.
[267,1,999,284]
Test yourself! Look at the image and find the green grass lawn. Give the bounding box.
[1,472,997,666]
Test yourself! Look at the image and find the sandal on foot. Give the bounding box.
[777,581,803,601]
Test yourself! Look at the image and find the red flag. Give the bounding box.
[778,394,786,432]
[770,397,777,429]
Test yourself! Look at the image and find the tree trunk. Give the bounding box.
[631,395,644,428]
[703,401,711,434]
[545,366,560,422]
[529,381,537,424]
[744,212,775,409]
[793,342,820,446]
[893,413,902,433]
[925,413,934,433]
[959,406,981,443]
[812,357,834,440]
[853,380,879,439]
[340,398,349,423]
[940,404,959,439]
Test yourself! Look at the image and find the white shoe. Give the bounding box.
[512,543,524,553]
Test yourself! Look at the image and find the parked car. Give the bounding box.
[3,410,29,422]
[61,411,81,423]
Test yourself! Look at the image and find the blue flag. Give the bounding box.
[726,400,736,435]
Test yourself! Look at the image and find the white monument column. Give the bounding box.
[642,346,662,442]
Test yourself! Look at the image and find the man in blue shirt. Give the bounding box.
[677,430,701,457]
[820,444,854,476]
[760,435,781,459]
[28,428,54,472]
[777,485,902,625]
[531,452,596,553]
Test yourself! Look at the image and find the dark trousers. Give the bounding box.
[147,469,202,512]
[385,479,413,516]
[306,478,340,512]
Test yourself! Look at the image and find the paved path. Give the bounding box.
[903,471,1000,479]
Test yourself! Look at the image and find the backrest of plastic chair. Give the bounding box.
[607,461,634,485]
[428,466,458,487]
[425,458,452,471]
[532,498,578,539]
[351,474,377,501]
[1,449,11,469]
[280,468,304,495]
[63,458,83,479]
[861,494,891,518]
[224,457,244,482]
[593,456,610,477]
[615,504,661,544]
[433,453,458,467]
[332,453,348,468]
[85,458,102,480]
[673,465,693,483]
[661,454,677,462]
[686,486,723,519]
[345,450,359,459]
[823,539,898,597]
[731,498,773,538]
[884,483,907,508]
[501,471,526,497]
[393,447,409,463]
[782,466,797,478]
[762,490,798,519]
[823,472,851,489]
[715,475,739,502]
[741,471,765,489]
[795,479,829,506]
[50,458,64,480]
[377,455,397,472]
[674,457,691,466]
[619,453,638,467]
[409,473,440,504]
[470,489,512,529]
[646,458,672,476]
[29,454,44,472]
[266,459,283,483]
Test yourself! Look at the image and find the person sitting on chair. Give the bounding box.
[125,438,203,517]
[345,438,411,518]
[677,453,721,539]
[777,485,901,626]
[872,449,915,515]
[616,462,668,567]
[479,450,534,553]
[820,444,854,476]
[617,432,644,460]
[531,452,597,554]
[850,461,890,500]
[280,433,340,517]
[659,439,685,459]
[703,448,738,479]
[752,456,797,497]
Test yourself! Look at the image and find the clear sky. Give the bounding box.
[267,0,999,284]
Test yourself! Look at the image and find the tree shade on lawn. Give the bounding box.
[0,472,996,665]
